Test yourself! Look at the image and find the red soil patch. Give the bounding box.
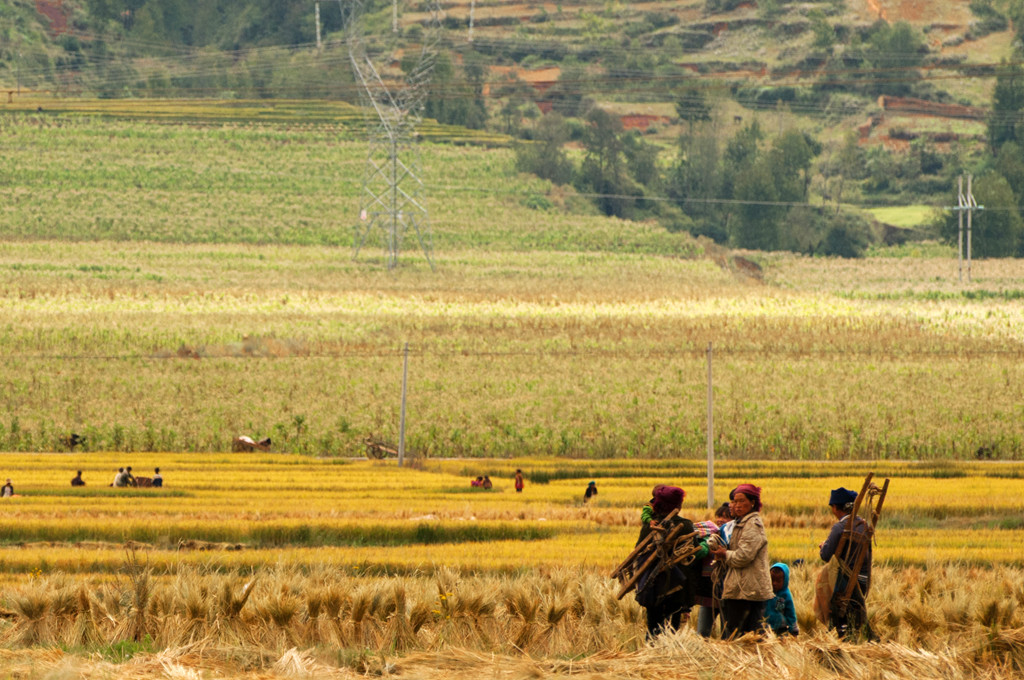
[855,0,972,26]
[620,114,671,130]
[35,0,68,35]
[485,65,560,97]
[878,95,985,120]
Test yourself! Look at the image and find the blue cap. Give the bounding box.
[829,487,857,506]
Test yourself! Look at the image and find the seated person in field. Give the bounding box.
[1,479,12,497]
[584,480,598,502]
[71,470,85,486]
[471,476,483,488]
[124,466,136,486]
[482,475,493,490]
[152,467,163,487]
[112,467,127,487]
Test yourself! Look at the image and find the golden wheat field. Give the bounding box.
[0,453,1022,678]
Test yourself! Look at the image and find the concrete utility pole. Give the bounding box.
[955,174,980,283]
[706,342,714,510]
[398,342,409,467]
[315,2,322,51]
[966,174,975,282]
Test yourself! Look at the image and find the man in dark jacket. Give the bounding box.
[820,487,873,640]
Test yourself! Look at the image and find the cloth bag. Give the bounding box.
[813,557,840,624]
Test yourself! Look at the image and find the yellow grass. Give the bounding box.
[0,453,1021,677]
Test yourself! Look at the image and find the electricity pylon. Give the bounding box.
[343,0,441,269]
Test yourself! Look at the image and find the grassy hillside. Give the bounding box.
[0,107,694,253]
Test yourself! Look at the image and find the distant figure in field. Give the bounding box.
[471,476,483,488]
[482,475,493,490]
[584,480,598,503]
[61,433,86,450]
[1,479,13,497]
[124,466,136,486]
[232,436,272,452]
[514,469,524,493]
[71,470,85,486]
[112,467,127,487]
[152,467,163,487]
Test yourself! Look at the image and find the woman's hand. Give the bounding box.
[709,547,727,561]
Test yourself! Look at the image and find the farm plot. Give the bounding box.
[0,455,1023,678]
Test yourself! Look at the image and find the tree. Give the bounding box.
[577,108,639,218]
[768,129,816,202]
[495,77,537,136]
[541,60,592,117]
[866,21,925,97]
[809,10,836,51]
[674,85,711,135]
[988,62,1024,152]
[994,142,1024,213]
[722,120,763,198]
[669,131,724,240]
[514,113,573,185]
[422,52,487,129]
[621,131,660,190]
[731,157,782,250]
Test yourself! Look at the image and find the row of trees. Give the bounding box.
[515,110,877,257]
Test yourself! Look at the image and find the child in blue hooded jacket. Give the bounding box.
[764,562,799,636]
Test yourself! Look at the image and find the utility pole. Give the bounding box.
[398,342,409,467]
[955,174,980,283]
[393,0,398,33]
[966,174,975,283]
[706,342,714,510]
[315,2,322,51]
[957,175,964,282]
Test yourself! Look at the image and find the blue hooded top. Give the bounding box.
[764,562,799,636]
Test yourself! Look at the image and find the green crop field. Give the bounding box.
[2,110,1024,460]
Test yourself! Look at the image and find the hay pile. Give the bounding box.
[0,630,1021,679]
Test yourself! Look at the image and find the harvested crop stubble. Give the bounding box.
[1,563,1023,679]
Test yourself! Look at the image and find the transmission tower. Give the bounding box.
[343,0,441,269]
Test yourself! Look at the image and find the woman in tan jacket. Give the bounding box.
[709,483,773,639]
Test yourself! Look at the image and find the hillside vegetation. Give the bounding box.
[3,0,1024,255]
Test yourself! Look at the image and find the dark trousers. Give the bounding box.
[645,601,686,638]
[721,599,764,640]
[830,585,874,641]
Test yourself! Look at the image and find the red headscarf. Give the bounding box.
[731,483,762,512]
[652,486,685,515]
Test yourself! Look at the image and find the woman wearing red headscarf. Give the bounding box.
[708,483,772,639]
[632,485,706,638]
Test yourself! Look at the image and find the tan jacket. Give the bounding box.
[721,511,773,601]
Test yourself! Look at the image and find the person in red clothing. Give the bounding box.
[514,469,524,493]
